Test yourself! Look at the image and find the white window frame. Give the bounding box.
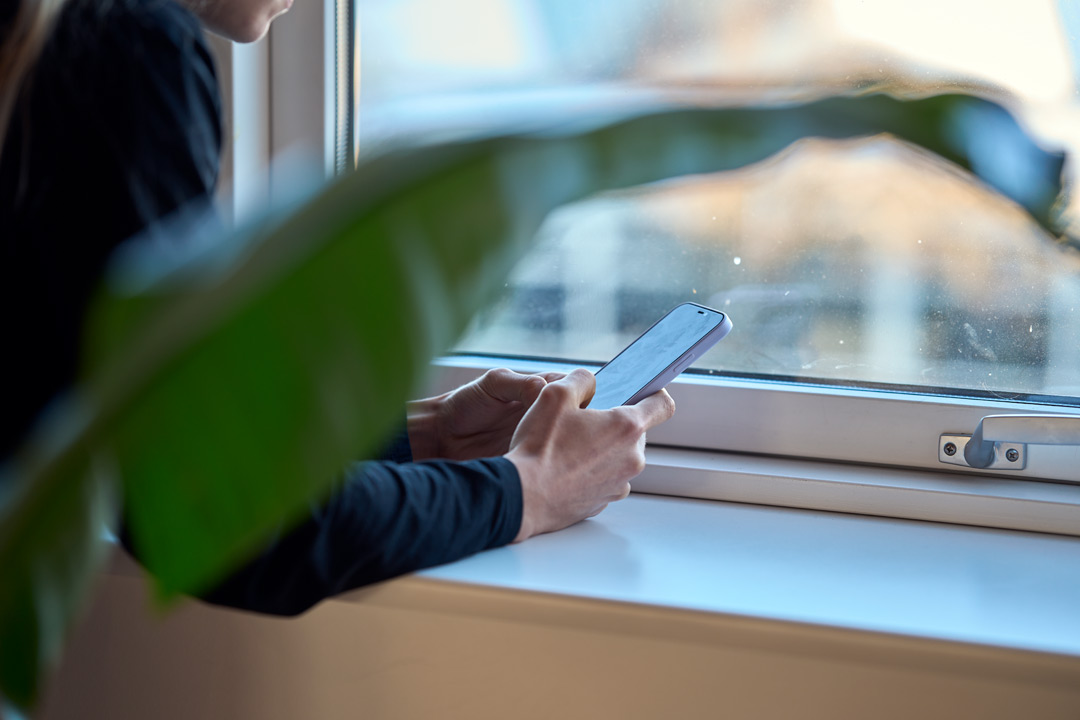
[266,0,338,179]
[431,356,1080,535]
[251,0,1080,536]
[207,0,338,223]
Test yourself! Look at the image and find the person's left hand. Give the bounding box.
[407,368,565,461]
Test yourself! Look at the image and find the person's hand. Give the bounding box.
[505,368,676,542]
[407,368,565,461]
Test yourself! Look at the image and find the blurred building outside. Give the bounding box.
[354,0,1080,402]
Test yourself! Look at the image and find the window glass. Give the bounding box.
[354,0,1080,405]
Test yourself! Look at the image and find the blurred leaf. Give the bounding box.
[0,92,1066,710]
[0,444,117,708]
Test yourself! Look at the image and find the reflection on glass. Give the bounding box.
[355,0,1080,402]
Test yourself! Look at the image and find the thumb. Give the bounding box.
[628,389,677,430]
[479,368,543,403]
[545,367,596,409]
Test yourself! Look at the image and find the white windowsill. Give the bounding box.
[102,478,1080,662]
[78,487,1080,719]
[101,464,1080,664]
[393,358,1080,670]
[410,489,1080,667]
[97,458,1080,708]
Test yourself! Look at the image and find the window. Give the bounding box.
[345,1,1080,493]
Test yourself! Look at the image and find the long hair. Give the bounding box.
[0,0,70,161]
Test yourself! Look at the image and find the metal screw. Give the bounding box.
[943,442,957,457]
[1006,449,1020,463]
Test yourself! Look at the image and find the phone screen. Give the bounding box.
[588,304,729,410]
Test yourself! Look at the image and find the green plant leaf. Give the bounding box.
[0,444,117,709]
[0,92,1066,710]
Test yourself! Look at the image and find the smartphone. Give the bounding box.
[587,302,732,410]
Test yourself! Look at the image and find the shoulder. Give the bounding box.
[59,0,221,168]
[24,0,223,239]
[46,0,216,92]
[54,0,207,55]
[40,0,222,196]
[38,0,219,117]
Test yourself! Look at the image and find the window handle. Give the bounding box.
[939,414,1080,470]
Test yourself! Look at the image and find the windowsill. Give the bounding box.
[77,488,1080,720]
[105,446,1080,677]
[99,458,1080,700]
[406,489,1080,664]
[100,452,1080,666]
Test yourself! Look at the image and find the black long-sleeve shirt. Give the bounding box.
[1,0,522,616]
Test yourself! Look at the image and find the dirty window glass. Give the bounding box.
[354,0,1080,404]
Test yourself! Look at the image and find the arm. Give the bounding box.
[198,455,522,616]
[194,368,674,615]
[195,369,552,615]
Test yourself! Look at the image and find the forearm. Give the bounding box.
[197,456,523,616]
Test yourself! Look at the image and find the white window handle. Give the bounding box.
[939,414,1080,470]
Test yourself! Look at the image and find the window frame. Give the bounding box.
[267,0,337,178]
[209,0,340,215]
[430,355,1080,535]
[206,34,272,223]
[433,356,1080,481]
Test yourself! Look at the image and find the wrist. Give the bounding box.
[405,395,446,461]
[506,450,543,543]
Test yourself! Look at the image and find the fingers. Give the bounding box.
[627,389,676,430]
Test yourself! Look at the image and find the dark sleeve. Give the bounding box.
[377,427,416,465]
[199,457,523,616]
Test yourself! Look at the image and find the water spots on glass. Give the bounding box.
[456,130,1079,400]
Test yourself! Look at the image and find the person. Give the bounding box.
[0,0,675,615]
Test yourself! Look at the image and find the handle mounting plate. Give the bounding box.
[939,434,1027,470]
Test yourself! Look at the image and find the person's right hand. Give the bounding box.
[504,368,676,542]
